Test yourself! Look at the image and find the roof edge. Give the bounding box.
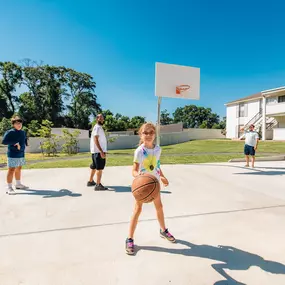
[226,86,285,106]
[225,93,262,106]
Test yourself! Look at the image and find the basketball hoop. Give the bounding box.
[176,84,191,95]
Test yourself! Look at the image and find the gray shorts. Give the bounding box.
[7,157,26,168]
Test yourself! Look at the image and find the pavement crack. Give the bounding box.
[0,204,284,239]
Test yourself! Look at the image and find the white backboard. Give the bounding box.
[155,62,200,100]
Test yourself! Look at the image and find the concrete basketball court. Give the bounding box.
[1,161,285,285]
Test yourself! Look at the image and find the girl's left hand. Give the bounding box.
[161,176,169,187]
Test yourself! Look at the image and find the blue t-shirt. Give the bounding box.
[2,129,27,158]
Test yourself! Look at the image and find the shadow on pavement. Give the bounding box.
[16,189,82,198]
[234,170,285,176]
[107,186,172,194]
[254,166,285,170]
[137,240,285,284]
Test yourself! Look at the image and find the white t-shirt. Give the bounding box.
[90,124,107,153]
[245,131,259,147]
[134,144,161,179]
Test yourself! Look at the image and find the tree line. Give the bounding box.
[0,59,100,129]
[161,108,225,129]
[0,59,225,137]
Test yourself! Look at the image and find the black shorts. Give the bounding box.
[244,144,255,156]
[90,153,106,170]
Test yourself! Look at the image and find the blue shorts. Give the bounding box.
[244,144,255,156]
[7,157,26,168]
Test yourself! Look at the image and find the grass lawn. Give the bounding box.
[0,151,89,164]
[0,139,284,169]
[22,153,246,169]
[111,140,285,154]
[162,139,285,154]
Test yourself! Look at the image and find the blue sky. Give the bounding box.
[1,0,285,122]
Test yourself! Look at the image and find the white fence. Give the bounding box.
[17,128,224,153]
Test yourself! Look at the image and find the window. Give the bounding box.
[266,97,276,105]
[278,95,285,103]
[238,103,248,117]
[237,125,244,138]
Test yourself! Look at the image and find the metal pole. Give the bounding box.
[157,96,162,145]
[262,95,266,140]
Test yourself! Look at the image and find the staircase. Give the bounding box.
[244,110,263,130]
[238,110,278,139]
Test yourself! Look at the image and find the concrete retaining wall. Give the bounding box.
[1,128,225,153]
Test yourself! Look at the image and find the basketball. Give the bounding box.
[131,173,160,203]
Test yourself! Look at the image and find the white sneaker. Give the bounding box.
[15,184,29,190]
[6,187,17,195]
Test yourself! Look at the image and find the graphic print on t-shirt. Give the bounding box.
[134,145,161,178]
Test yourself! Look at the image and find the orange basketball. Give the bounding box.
[131,173,160,203]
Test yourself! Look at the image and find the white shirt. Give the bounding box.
[245,131,259,147]
[133,144,162,179]
[90,124,107,153]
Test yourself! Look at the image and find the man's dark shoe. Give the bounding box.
[94,183,108,191]
[87,180,96,187]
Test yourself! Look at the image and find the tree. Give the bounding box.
[199,121,208,129]
[18,92,37,123]
[38,120,59,156]
[96,111,130,132]
[160,109,173,125]
[173,105,219,129]
[103,114,117,132]
[113,113,128,131]
[0,60,101,129]
[211,123,220,129]
[0,91,10,120]
[27,120,41,137]
[20,65,46,122]
[212,117,226,129]
[65,68,101,129]
[19,65,66,125]
[102,109,113,118]
[129,116,146,129]
[42,65,66,125]
[0,62,22,116]
[61,128,80,154]
[120,115,131,126]
[219,117,226,129]
[200,112,220,129]
[0,117,11,136]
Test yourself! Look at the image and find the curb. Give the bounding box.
[228,156,285,162]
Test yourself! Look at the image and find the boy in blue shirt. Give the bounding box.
[2,115,29,195]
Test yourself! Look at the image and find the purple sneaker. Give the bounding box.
[125,238,135,255]
[160,228,176,243]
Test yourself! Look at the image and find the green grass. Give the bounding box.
[162,140,285,154]
[108,140,285,155]
[1,139,284,169]
[22,155,133,169]
[0,151,90,164]
[23,154,246,169]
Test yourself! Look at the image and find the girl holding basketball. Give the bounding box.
[126,123,175,255]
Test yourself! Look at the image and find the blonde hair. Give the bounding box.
[138,123,156,145]
[11,115,22,124]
